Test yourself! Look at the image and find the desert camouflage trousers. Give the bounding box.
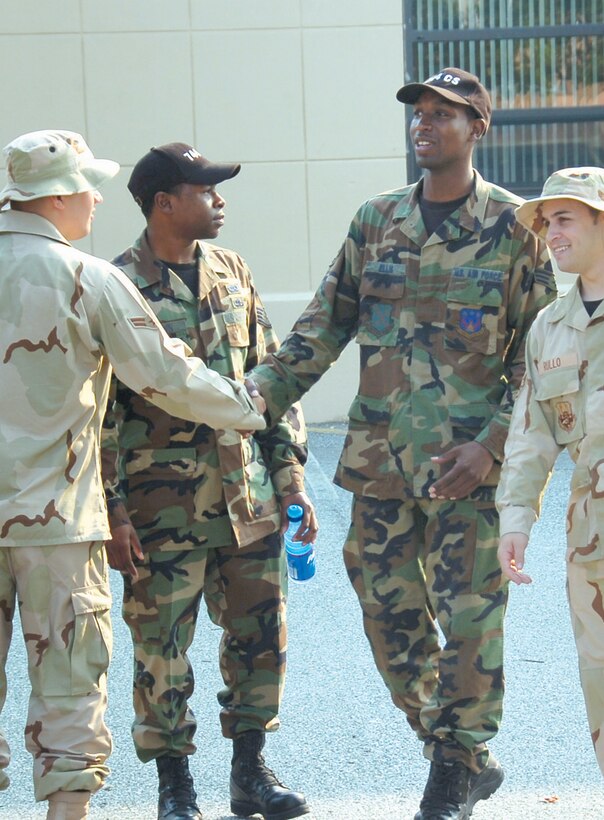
[0,542,112,801]
[123,531,287,763]
[344,494,507,773]
[567,559,604,776]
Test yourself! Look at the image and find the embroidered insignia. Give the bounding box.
[226,283,241,293]
[556,400,576,432]
[231,297,245,308]
[129,316,158,330]
[256,305,271,328]
[364,262,406,275]
[369,303,394,335]
[452,267,504,283]
[459,308,483,334]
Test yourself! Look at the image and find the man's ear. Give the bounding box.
[51,194,66,211]
[471,119,487,141]
[154,191,173,214]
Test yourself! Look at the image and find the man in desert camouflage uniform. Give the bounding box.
[498,167,604,779]
[102,143,315,820]
[0,130,266,820]
[248,68,557,820]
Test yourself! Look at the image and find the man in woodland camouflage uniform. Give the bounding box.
[498,167,604,780]
[247,68,557,819]
[0,130,266,820]
[102,143,316,820]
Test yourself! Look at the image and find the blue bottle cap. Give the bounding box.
[287,504,304,522]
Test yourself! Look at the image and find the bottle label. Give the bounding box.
[286,547,316,582]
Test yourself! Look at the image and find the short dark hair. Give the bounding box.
[140,183,185,219]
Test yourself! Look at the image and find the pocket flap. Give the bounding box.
[348,394,391,425]
[449,402,494,427]
[535,370,580,401]
[125,447,197,475]
[448,268,504,307]
[360,263,406,299]
[72,583,112,616]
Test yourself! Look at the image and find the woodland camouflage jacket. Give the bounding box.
[103,232,306,550]
[252,172,557,500]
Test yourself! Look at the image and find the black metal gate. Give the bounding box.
[403,1,604,195]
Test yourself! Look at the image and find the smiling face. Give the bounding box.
[541,198,604,277]
[409,89,485,173]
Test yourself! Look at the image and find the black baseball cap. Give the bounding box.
[128,142,241,207]
[396,67,492,129]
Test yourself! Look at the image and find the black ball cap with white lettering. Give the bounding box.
[396,67,492,128]
[127,142,241,207]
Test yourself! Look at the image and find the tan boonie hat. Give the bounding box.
[0,129,119,207]
[396,67,492,128]
[515,166,604,239]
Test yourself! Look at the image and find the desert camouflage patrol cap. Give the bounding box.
[515,167,604,238]
[0,130,119,207]
[128,142,241,209]
[396,67,492,128]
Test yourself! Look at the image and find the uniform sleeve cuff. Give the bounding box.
[272,465,306,498]
[499,506,536,537]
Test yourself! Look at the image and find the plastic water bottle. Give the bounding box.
[284,504,316,582]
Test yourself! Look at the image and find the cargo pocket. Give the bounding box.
[536,368,583,445]
[449,402,495,445]
[444,268,503,355]
[124,447,199,529]
[222,308,250,347]
[70,583,112,694]
[339,394,394,481]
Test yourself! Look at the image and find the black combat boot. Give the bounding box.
[414,756,504,820]
[156,755,203,820]
[464,755,504,818]
[230,730,310,820]
[414,760,469,820]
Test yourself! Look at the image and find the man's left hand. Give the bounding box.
[428,441,494,500]
[244,377,266,416]
[279,492,319,545]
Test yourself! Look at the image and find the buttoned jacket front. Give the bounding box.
[253,172,556,500]
[104,232,306,550]
[497,280,604,561]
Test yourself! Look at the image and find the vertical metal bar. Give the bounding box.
[448,0,454,65]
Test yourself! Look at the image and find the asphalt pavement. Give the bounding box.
[1,424,603,819]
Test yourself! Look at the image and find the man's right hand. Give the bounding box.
[498,532,532,585]
[105,523,144,579]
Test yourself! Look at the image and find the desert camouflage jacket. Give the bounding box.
[103,232,306,550]
[497,280,604,561]
[252,172,557,500]
[0,211,264,547]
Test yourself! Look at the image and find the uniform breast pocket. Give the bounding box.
[444,269,504,355]
[159,316,190,344]
[356,263,406,347]
[536,369,583,445]
[222,308,250,347]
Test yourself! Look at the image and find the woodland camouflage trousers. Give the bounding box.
[344,494,507,774]
[123,532,287,762]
